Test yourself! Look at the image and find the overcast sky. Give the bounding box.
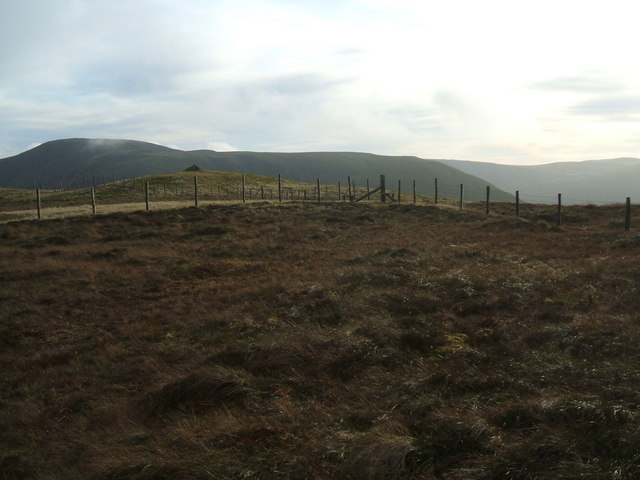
[2,0,640,164]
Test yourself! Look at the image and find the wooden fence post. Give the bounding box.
[435,178,438,204]
[91,187,96,214]
[145,181,150,211]
[242,174,246,203]
[556,194,562,227]
[380,175,386,203]
[398,180,401,203]
[516,190,520,217]
[348,176,352,201]
[367,179,370,197]
[413,180,416,204]
[194,176,199,207]
[278,175,282,202]
[486,186,490,214]
[625,197,631,231]
[317,178,321,203]
[36,188,41,220]
[459,184,464,210]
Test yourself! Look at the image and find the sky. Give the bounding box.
[2,0,640,164]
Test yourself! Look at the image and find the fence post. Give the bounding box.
[516,191,520,217]
[278,175,282,202]
[380,175,386,203]
[194,176,199,207]
[413,180,416,204]
[348,176,353,201]
[261,185,265,200]
[435,178,438,204]
[486,186,490,214]
[367,179,370,197]
[459,184,464,210]
[625,197,631,231]
[36,188,41,220]
[91,187,96,214]
[556,194,562,227]
[317,178,321,203]
[242,174,246,203]
[398,180,401,203]
[145,181,150,211]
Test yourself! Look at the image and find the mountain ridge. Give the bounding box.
[438,157,640,204]
[0,138,512,201]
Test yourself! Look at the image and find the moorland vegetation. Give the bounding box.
[1,199,640,479]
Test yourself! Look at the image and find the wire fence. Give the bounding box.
[4,173,638,230]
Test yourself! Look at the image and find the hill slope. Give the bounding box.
[439,157,640,204]
[0,138,512,201]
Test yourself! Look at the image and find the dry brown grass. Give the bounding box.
[2,201,640,479]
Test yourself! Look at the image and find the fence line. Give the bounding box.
[6,173,638,230]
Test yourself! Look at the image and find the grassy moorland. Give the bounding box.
[1,201,640,479]
[0,171,314,214]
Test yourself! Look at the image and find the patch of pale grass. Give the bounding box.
[0,200,247,223]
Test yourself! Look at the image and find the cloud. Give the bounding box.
[530,72,628,94]
[566,95,640,121]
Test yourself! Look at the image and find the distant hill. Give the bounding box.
[439,158,640,204]
[0,138,512,201]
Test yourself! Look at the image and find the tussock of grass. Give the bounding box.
[139,370,251,417]
[90,462,211,480]
[339,435,420,480]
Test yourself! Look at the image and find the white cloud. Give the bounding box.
[206,142,238,152]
